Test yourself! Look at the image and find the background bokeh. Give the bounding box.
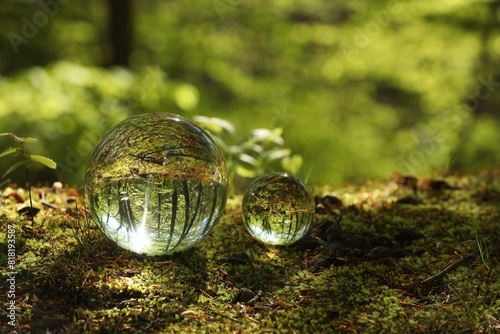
[0,0,499,187]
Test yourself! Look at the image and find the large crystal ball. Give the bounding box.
[242,173,315,245]
[85,113,228,256]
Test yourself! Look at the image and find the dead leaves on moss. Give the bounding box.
[1,182,84,222]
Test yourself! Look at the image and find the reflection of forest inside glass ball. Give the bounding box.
[85,113,228,256]
[242,173,315,245]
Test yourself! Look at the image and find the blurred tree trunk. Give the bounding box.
[452,0,500,171]
[107,0,132,66]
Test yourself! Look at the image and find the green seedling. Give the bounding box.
[0,133,57,224]
[194,116,303,194]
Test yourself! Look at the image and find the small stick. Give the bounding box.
[204,309,243,324]
[246,290,262,306]
[420,254,474,286]
[0,178,11,188]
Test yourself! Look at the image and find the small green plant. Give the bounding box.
[475,232,491,272]
[194,116,303,193]
[0,133,57,223]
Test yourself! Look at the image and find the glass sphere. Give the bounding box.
[242,173,315,245]
[85,113,228,256]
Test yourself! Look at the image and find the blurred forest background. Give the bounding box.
[0,0,499,187]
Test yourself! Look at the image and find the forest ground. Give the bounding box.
[1,168,499,333]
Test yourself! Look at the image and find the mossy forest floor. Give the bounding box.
[1,168,500,333]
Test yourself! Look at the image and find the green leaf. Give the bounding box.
[235,165,257,178]
[251,128,284,145]
[281,154,303,175]
[30,155,57,169]
[194,116,236,135]
[0,147,19,158]
[0,133,23,142]
[22,137,39,143]
[238,153,257,167]
[267,148,291,162]
[3,160,26,178]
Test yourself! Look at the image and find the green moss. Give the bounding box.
[0,168,499,333]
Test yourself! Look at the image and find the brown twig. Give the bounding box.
[204,308,243,324]
[420,254,475,286]
[246,290,262,306]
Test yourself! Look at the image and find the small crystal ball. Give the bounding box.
[85,113,228,256]
[242,173,315,245]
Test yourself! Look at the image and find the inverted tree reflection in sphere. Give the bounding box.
[242,173,314,246]
[85,113,228,256]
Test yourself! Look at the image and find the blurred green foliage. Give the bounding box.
[0,0,499,186]
[194,117,304,193]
